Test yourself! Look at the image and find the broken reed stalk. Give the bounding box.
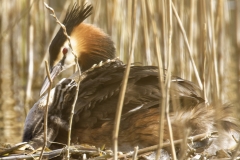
[132,146,139,160]
[39,61,52,160]
[165,1,177,160]
[171,2,203,90]
[44,3,82,160]
[112,1,138,159]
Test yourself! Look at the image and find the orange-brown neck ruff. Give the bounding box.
[71,23,116,72]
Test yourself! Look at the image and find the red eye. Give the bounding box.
[62,48,68,55]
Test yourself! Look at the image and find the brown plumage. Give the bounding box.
[23,59,239,154]
[23,3,239,157]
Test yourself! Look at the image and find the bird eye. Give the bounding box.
[62,48,68,55]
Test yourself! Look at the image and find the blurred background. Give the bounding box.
[0,0,239,144]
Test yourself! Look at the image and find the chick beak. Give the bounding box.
[40,62,65,96]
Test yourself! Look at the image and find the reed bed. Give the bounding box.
[0,0,239,159]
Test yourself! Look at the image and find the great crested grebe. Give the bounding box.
[23,3,239,157]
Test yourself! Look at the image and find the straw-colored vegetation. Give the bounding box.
[0,0,239,159]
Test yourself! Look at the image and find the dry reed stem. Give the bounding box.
[157,0,168,157]
[44,3,82,159]
[130,0,138,63]
[25,25,34,114]
[165,1,176,160]
[112,48,134,160]
[188,0,195,80]
[178,0,184,79]
[112,1,138,159]
[209,0,220,103]
[217,0,224,102]
[232,3,240,159]
[171,2,203,90]
[201,0,208,104]
[39,61,52,160]
[141,0,151,65]
[203,23,208,102]
[145,1,166,159]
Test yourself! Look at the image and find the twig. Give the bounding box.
[67,74,81,153]
[44,3,82,159]
[39,61,52,160]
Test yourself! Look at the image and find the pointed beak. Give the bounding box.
[40,62,64,96]
[40,48,76,96]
